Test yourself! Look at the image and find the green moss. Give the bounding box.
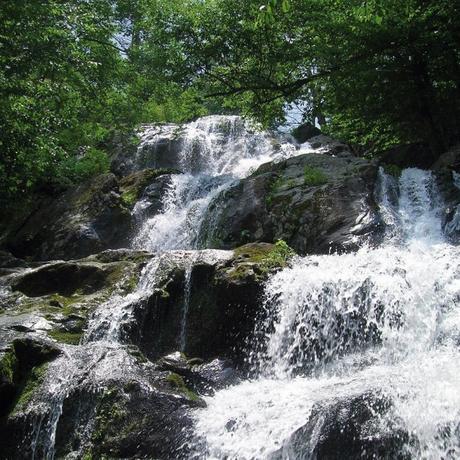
[230,240,295,280]
[166,372,200,402]
[266,175,284,207]
[122,274,139,293]
[304,165,328,186]
[0,351,18,385]
[265,240,296,268]
[121,189,137,207]
[92,388,127,444]
[234,240,294,266]
[120,168,180,209]
[14,363,48,412]
[48,330,83,345]
[383,163,402,178]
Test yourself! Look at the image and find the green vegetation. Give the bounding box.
[383,164,403,178]
[231,240,295,280]
[265,240,296,269]
[48,330,83,345]
[303,166,328,186]
[92,388,127,444]
[166,0,460,155]
[2,0,458,207]
[14,363,49,411]
[166,372,200,402]
[119,168,179,208]
[0,351,18,385]
[0,1,216,208]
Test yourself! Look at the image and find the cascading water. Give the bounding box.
[133,115,298,251]
[193,168,460,459]
[26,115,307,459]
[17,115,459,459]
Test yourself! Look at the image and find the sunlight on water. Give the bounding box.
[194,168,460,459]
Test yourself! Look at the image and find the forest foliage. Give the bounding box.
[1,0,459,205]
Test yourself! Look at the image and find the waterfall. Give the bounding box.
[133,115,299,252]
[194,168,460,459]
[19,115,460,459]
[27,115,305,458]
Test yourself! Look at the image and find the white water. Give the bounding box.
[133,115,302,251]
[20,117,460,458]
[26,116,308,458]
[194,168,460,459]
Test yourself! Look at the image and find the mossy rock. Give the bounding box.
[119,168,180,208]
[223,241,295,282]
[0,337,61,416]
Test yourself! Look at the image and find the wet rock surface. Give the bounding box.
[126,244,286,364]
[0,170,174,261]
[202,153,380,254]
[270,392,411,460]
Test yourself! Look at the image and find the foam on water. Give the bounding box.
[133,115,302,252]
[194,168,460,459]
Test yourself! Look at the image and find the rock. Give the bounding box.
[431,143,460,172]
[270,392,411,459]
[307,134,352,157]
[156,352,239,394]
[11,261,118,297]
[201,153,380,255]
[48,299,63,308]
[0,251,151,349]
[0,251,27,270]
[0,336,62,416]
[434,169,460,243]
[136,173,175,218]
[112,124,185,175]
[291,123,322,143]
[1,173,133,261]
[192,358,238,392]
[87,248,152,264]
[379,142,436,169]
[119,168,180,210]
[125,245,289,365]
[0,347,201,459]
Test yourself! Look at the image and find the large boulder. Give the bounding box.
[111,124,184,176]
[291,123,321,143]
[434,169,460,244]
[1,169,176,261]
[1,174,132,261]
[0,345,202,459]
[200,153,380,254]
[271,392,411,459]
[432,143,460,172]
[125,243,292,364]
[0,337,62,417]
[0,249,151,351]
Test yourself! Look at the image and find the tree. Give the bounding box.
[167,0,460,154]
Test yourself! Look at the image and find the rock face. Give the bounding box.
[111,124,184,175]
[0,347,203,459]
[379,142,436,169]
[2,173,132,261]
[0,242,290,458]
[201,153,380,254]
[272,392,410,459]
[0,170,177,261]
[125,243,289,364]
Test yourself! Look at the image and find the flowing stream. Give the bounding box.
[193,168,460,459]
[20,116,460,458]
[27,116,306,458]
